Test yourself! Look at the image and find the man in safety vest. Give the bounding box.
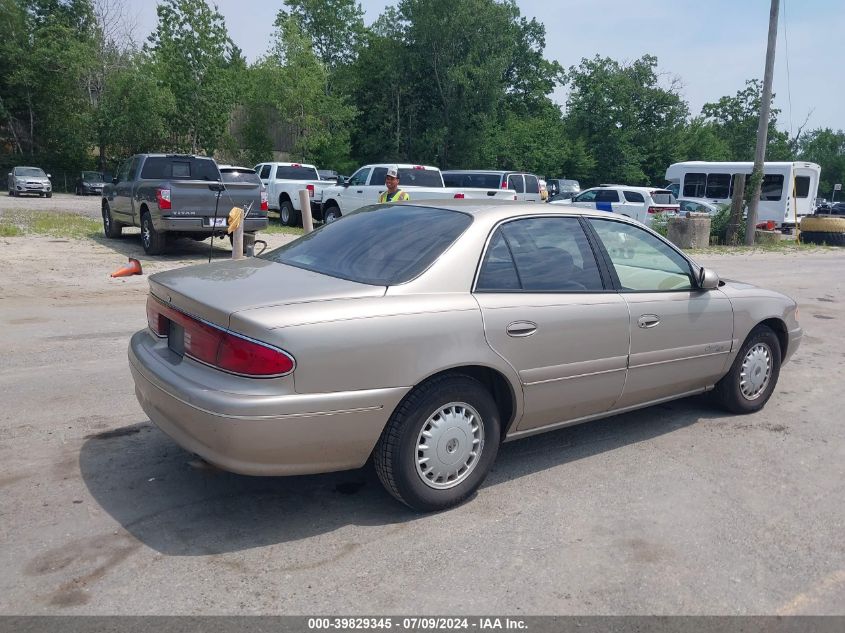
[378,165,410,203]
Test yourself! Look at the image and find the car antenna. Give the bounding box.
[208,182,226,264]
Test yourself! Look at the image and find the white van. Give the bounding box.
[664,161,821,228]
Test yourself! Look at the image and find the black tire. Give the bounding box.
[7,189,11,197]
[75,186,81,196]
[140,212,165,255]
[714,325,781,414]
[374,373,501,512]
[102,203,123,238]
[279,198,294,226]
[46,192,51,198]
[323,204,341,224]
[800,231,845,246]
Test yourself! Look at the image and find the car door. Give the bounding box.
[506,174,525,201]
[594,188,621,213]
[339,167,371,212]
[570,189,598,209]
[111,156,138,223]
[367,167,389,204]
[622,190,648,223]
[524,174,541,203]
[474,216,630,432]
[256,164,272,203]
[587,218,734,408]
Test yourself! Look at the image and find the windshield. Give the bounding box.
[82,171,103,181]
[263,205,472,286]
[650,191,675,205]
[16,167,46,177]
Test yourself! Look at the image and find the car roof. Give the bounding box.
[441,169,532,175]
[218,165,254,171]
[395,199,645,224]
[589,185,673,193]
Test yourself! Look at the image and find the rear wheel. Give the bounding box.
[141,212,165,255]
[714,325,781,414]
[279,199,294,226]
[323,204,341,224]
[374,374,500,512]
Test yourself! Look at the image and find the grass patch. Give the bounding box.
[687,240,831,256]
[260,224,305,236]
[0,210,101,239]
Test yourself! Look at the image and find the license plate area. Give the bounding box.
[203,217,227,227]
[168,321,185,357]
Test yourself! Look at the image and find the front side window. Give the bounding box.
[476,217,604,292]
[573,189,598,203]
[347,168,371,186]
[589,219,694,291]
[264,205,472,286]
[683,173,706,197]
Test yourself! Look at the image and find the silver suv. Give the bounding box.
[7,166,52,197]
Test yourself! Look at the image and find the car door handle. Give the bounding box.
[506,321,537,337]
[637,314,661,328]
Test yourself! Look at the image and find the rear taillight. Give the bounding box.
[501,179,509,190]
[306,184,314,197]
[453,193,465,199]
[146,295,295,377]
[156,188,171,210]
[413,165,425,170]
[260,190,268,211]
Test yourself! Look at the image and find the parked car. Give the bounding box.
[678,198,721,215]
[130,201,802,511]
[217,165,270,223]
[546,178,581,199]
[102,154,268,255]
[254,162,324,227]
[442,170,543,203]
[552,185,679,226]
[314,164,517,224]
[75,171,106,196]
[7,166,52,197]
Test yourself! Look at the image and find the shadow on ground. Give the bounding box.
[80,394,730,556]
[90,232,236,262]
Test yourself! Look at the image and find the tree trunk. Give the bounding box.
[726,173,745,246]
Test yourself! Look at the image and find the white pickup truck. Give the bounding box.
[313,163,517,223]
[254,161,325,226]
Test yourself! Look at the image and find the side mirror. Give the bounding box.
[699,267,720,290]
[112,177,118,184]
[47,174,52,179]
[342,180,350,187]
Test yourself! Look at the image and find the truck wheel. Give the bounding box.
[141,212,165,255]
[323,204,341,224]
[800,231,845,246]
[102,203,123,238]
[280,199,294,226]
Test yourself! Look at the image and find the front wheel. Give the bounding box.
[714,325,781,414]
[323,204,341,224]
[45,192,52,198]
[374,374,500,512]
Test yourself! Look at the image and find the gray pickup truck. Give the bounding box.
[102,154,269,255]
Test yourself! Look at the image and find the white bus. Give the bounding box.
[664,161,821,228]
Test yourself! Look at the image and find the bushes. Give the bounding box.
[708,204,744,244]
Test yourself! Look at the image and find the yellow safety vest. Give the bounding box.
[378,189,410,203]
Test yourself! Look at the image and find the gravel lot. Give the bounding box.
[0,224,843,615]
[0,192,103,218]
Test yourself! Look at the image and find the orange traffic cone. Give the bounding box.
[111,257,143,278]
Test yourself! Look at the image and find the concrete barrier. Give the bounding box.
[667,212,711,249]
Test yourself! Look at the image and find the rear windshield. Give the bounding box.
[263,205,472,286]
[443,173,502,189]
[140,157,220,181]
[220,169,261,184]
[650,191,675,205]
[275,165,319,180]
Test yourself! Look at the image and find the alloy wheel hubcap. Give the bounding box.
[142,221,150,246]
[415,402,484,490]
[740,343,772,400]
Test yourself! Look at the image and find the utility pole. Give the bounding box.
[746,0,780,245]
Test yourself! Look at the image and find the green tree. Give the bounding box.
[798,128,845,200]
[700,79,790,161]
[145,0,238,154]
[563,55,689,186]
[275,0,365,73]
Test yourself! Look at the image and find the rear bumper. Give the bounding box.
[128,330,408,476]
[157,216,269,233]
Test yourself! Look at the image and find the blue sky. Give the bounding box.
[128,0,844,133]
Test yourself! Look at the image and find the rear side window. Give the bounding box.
[761,174,784,201]
[443,173,501,188]
[507,175,524,193]
[140,157,220,180]
[398,168,443,187]
[264,205,472,286]
[220,169,261,184]
[705,174,731,198]
[596,189,620,203]
[794,176,810,198]
[476,217,604,292]
[624,191,645,203]
[525,175,539,194]
[275,165,319,180]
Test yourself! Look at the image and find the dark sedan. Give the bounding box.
[75,171,106,196]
